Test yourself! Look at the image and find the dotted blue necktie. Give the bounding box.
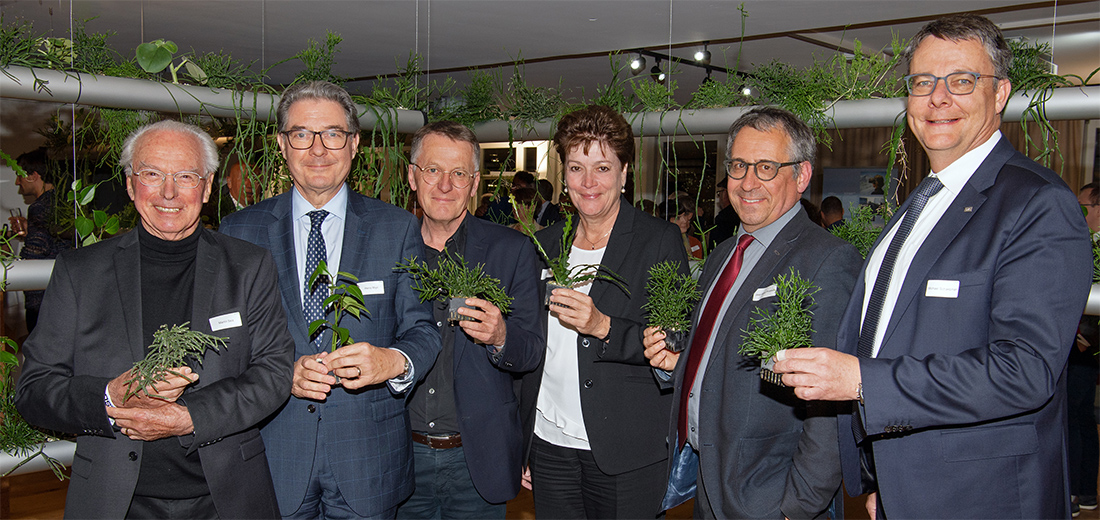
[304,210,329,348]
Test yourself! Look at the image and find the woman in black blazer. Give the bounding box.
[520,105,690,518]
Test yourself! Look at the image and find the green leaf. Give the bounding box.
[344,284,364,301]
[161,40,178,53]
[336,270,359,282]
[308,319,326,336]
[93,209,108,227]
[104,216,121,234]
[78,185,96,206]
[136,43,172,73]
[0,350,18,367]
[322,294,341,307]
[75,216,94,238]
[183,60,208,84]
[336,328,350,347]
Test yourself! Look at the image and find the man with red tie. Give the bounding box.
[644,107,861,519]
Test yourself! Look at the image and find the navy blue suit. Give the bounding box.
[838,138,1092,517]
[440,215,545,503]
[220,189,441,517]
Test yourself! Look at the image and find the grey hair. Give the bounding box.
[903,13,1012,79]
[120,120,219,176]
[726,107,816,170]
[276,80,360,134]
[410,120,481,171]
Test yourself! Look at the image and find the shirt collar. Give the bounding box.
[292,183,348,223]
[930,131,1002,196]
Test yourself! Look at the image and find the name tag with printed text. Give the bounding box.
[358,280,385,295]
[926,279,960,298]
[209,312,242,331]
[753,284,778,301]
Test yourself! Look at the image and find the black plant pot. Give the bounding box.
[545,281,571,309]
[448,297,477,323]
[662,328,689,353]
[760,352,786,387]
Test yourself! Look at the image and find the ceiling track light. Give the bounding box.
[630,53,646,76]
[694,42,711,66]
[652,59,666,85]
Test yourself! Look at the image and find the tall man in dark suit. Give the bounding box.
[643,107,862,518]
[219,81,440,519]
[396,121,544,518]
[775,14,1092,518]
[16,120,294,518]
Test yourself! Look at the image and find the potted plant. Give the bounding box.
[123,323,227,400]
[307,261,369,352]
[642,261,700,352]
[510,194,628,307]
[738,268,819,386]
[395,253,513,323]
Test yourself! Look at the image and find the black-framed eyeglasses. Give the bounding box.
[133,168,207,189]
[724,159,800,181]
[280,129,353,150]
[411,163,476,189]
[903,71,1003,97]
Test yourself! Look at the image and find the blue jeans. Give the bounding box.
[396,443,505,519]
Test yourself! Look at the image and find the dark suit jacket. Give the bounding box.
[520,200,689,481]
[665,210,861,519]
[444,215,544,503]
[219,189,441,517]
[837,138,1092,518]
[15,228,294,519]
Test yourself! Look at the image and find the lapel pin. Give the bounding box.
[963,206,973,212]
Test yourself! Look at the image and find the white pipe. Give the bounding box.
[0,66,426,134]
[472,86,1100,142]
[3,260,55,291]
[1,439,75,477]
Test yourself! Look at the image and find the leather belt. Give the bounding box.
[411,431,462,449]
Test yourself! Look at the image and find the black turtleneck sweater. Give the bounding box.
[133,223,210,499]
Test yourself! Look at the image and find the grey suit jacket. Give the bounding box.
[219,189,441,517]
[837,138,1092,518]
[15,228,294,519]
[666,210,861,519]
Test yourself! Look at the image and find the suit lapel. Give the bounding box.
[189,231,222,381]
[115,231,146,362]
[590,198,634,304]
[876,139,1009,355]
[268,194,308,343]
[455,215,488,373]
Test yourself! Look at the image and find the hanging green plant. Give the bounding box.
[1,338,67,480]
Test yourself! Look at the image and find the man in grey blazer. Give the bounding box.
[16,120,294,518]
[219,81,440,519]
[644,107,861,519]
[775,14,1091,518]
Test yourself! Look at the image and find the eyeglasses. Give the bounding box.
[280,129,353,150]
[133,168,207,189]
[724,159,800,181]
[903,72,1003,97]
[411,163,476,189]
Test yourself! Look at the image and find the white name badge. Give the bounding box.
[358,280,385,295]
[925,279,960,299]
[542,268,553,280]
[209,312,242,331]
[753,284,778,301]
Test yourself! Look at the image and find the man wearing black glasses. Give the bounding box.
[775,14,1091,519]
[221,81,440,519]
[642,107,861,519]
[396,121,543,519]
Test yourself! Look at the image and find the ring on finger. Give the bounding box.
[355,366,362,378]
